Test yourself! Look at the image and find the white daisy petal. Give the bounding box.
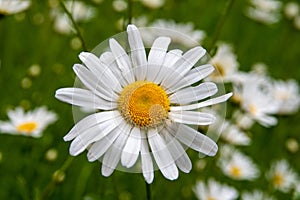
[171,93,233,111]
[169,82,218,104]
[168,64,215,93]
[161,46,206,89]
[140,130,154,184]
[169,123,218,156]
[99,52,128,87]
[121,127,141,168]
[169,111,216,125]
[109,38,135,83]
[146,37,171,82]
[148,129,179,180]
[101,123,131,177]
[79,52,122,93]
[63,111,119,141]
[69,116,123,156]
[154,49,182,84]
[73,64,118,101]
[163,130,192,173]
[127,24,147,81]
[55,88,117,110]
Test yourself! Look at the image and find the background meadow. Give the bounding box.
[0,0,300,199]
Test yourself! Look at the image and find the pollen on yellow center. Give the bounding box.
[118,81,170,128]
[230,165,241,178]
[17,122,38,133]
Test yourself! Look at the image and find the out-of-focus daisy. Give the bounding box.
[142,19,206,47]
[284,2,299,20]
[194,178,238,200]
[218,145,260,180]
[51,1,96,35]
[0,106,57,138]
[232,110,254,130]
[0,0,31,16]
[112,0,127,12]
[273,79,300,114]
[208,43,239,83]
[245,0,282,24]
[233,73,279,127]
[266,159,298,193]
[241,190,276,200]
[55,24,232,183]
[140,0,165,9]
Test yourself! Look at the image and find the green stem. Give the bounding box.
[38,156,74,200]
[59,0,88,51]
[145,181,151,200]
[208,0,235,53]
[127,0,133,25]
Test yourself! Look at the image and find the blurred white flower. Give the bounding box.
[232,110,254,130]
[221,121,251,146]
[218,145,260,180]
[245,0,282,24]
[0,106,57,138]
[233,73,279,127]
[293,14,300,30]
[142,19,206,47]
[266,159,298,193]
[55,24,232,183]
[251,62,268,75]
[51,1,96,35]
[112,0,127,12]
[194,178,238,200]
[272,79,300,114]
[140,0,165,9]
[0,0,31,15]
[209,43,239,83]
[284,2,299,20]
[241,190,276,200]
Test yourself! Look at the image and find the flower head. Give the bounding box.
[266,159,298,193]
[193,178,238,200]
[55,24,232,183]
[0,106,57,138]
[241,190,276,200]
[218,145,260,180]
[0,0,31,16]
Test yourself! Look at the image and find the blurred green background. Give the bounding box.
[0,0,299,199]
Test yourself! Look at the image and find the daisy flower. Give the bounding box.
[51,1,96,35]
[142,19,206,47]
[233,73,279,127]
[245,0,282,25]
[220,121,251,146]
[55,24,232,183]
[0,106,57,138]
[208,43,239,83]
[241,190,276,200]
[218,145,260,180]
[140,0,165,9]
[272,79,300,115]
[266,159,298,193]
[0,0,31,16]
[284,2,299,20]
[194,178,238,200]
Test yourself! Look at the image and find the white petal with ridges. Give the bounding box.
[127,24,147,81]
[121,127,141,168]
[171,93,233,111]
[168,64,215,93]
[169,82,218,104]
[140,130,154,184]
[148,129,178,180]
[55,88,117,110]
[163,129,192,173]
[101,123,131,177]
[169,123,218,156]
[146,37,171,82]
[109,38,135,83]
[169,111,216,125]
[63,111,120,141]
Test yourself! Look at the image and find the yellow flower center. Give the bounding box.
[230,165,241,178]
[273,173,284,187]
[118,81,170,128]
[212,62,225,77]
[207,197,217,200]
[17,122,38,134]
